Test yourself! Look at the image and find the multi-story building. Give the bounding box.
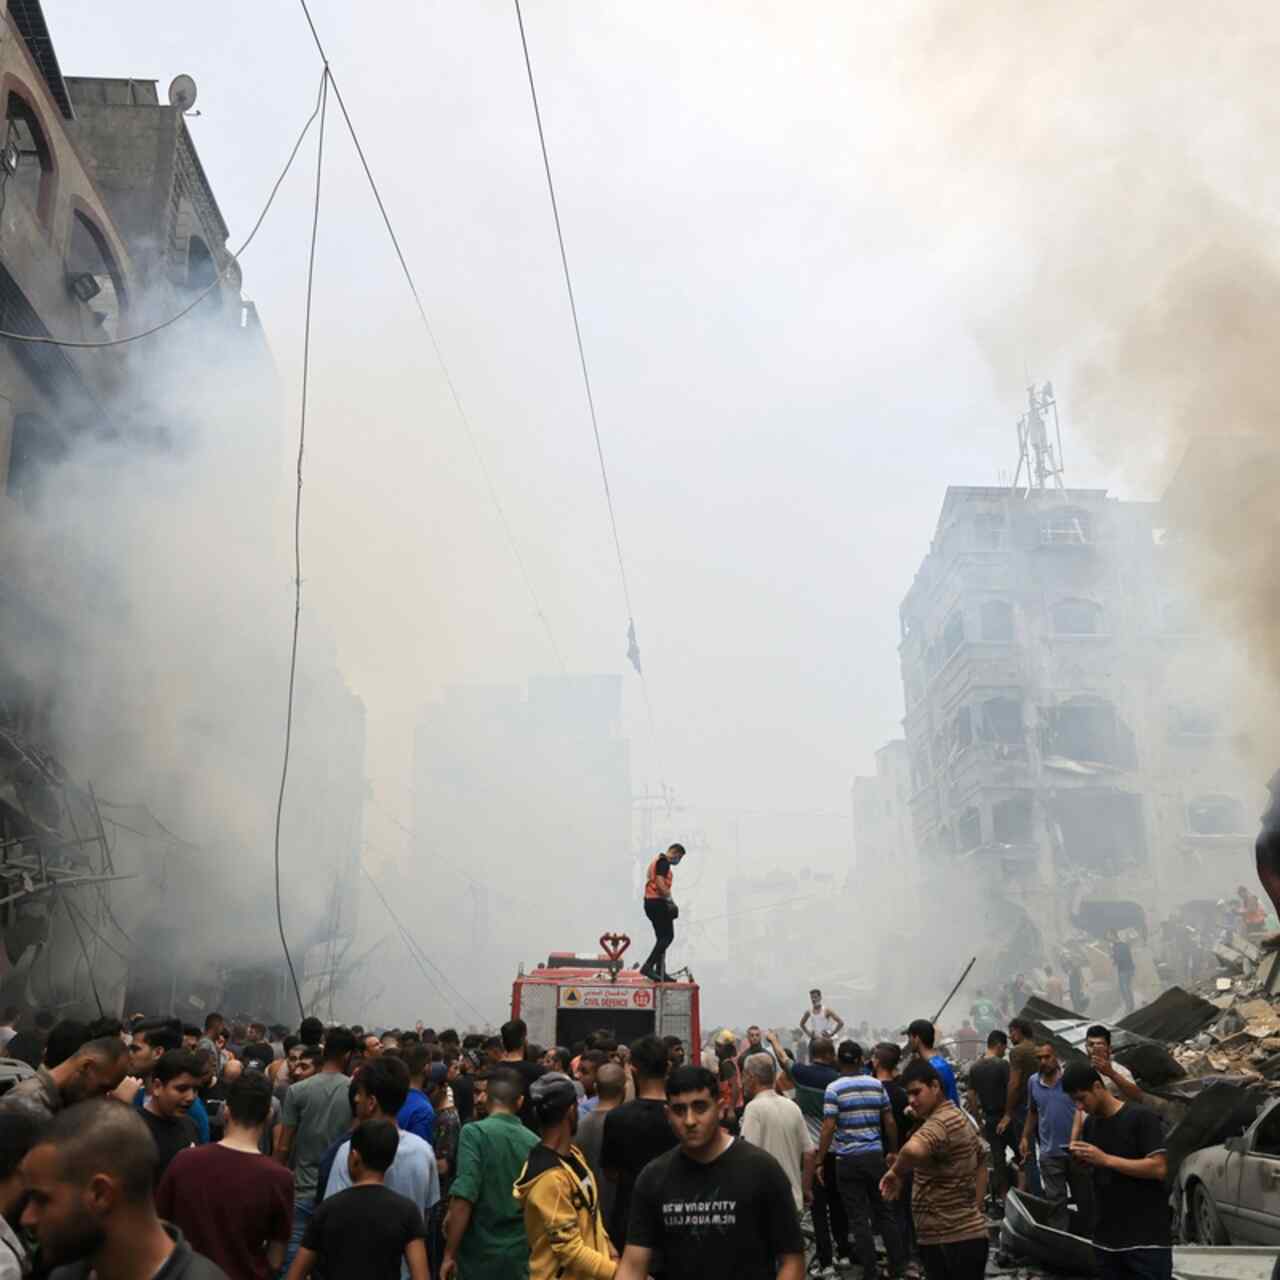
[895,477,1255,967]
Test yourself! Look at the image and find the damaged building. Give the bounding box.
[0,1,366,1025]
[880,477,1254,967]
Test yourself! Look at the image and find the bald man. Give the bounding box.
[21,1098,230,1279]
[575,1062,626,1232]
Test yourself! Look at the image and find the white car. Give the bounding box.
[1178,1096,1280,1245]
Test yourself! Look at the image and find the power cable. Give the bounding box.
[510,0,650,674]
[0,73,328,349]
[58,889,104,1016]
[273,68,330,1021]
[293,0,566,672]
[360,861,490,1026]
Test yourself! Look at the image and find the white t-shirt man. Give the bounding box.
[740,1087,813,1213]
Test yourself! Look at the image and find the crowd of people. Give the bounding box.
[0,994,1175,1280]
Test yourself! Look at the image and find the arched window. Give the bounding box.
[1187,795,1245,836]
[1040,507,1093,547]
[1051,598,1104,635]
[981,600,1014,643]
[187,235,221,301]
[5,92,54,225]
[68,211,127,337]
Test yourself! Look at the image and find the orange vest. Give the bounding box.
[645,855,673,901]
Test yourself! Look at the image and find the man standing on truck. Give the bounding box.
[639,844,686,982]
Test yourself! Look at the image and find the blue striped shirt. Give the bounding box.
[823,1073,889,1157]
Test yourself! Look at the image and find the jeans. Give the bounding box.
[983,1116,1017,1199]
[641,899,675,976]
[837,1151,905,1277]
[1118,970,1135,1013]
[812,1150,851,1266]
[1095,1249,1173,1280]
[919,1238,989,1280]
[284,1197,314,1273]
[1039,1152,1094,1235]
[1012,1105,1041,1196]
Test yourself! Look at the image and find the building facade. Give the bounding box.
[897,484,1253,968]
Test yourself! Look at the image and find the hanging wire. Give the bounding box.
[273,68,330,1021]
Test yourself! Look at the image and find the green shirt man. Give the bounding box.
[443,1091,538,1280]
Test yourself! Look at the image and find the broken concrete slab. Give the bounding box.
[1116,985,1222,1043]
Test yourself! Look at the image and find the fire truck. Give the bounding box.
[511,934,701,1052]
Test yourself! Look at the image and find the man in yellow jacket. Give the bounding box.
[516,1072,617,1280]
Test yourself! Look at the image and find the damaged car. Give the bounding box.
[1178,1095,1280,1244]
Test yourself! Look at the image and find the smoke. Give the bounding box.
[882,1,1280,743]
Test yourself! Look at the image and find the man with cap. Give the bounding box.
[515,1073,616,1280]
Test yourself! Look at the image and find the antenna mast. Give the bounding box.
[1011,381,1066,496]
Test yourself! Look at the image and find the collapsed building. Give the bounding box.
[0,1,366,1025]
[857,389,1256,981]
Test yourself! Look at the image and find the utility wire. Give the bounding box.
[293,0,566,672]
[273,69,330,1021]
[360,861,490,1026]
[510,2,641,636]
[0,74,328,349]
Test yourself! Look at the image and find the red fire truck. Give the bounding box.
[511,934,701,1052]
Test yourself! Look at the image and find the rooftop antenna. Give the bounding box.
[1011,381,1066,497]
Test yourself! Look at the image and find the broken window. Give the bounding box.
[5,93,53,224]
[1042,697,1136,769]
[954,706,973,751]
[980,696,1025,746]
[993,792,1034,844]
[1040,507,1093,547]
[1048,790,1146,874]
[957,806,982,851]
[1187,794,1246,836]
[943,611,965,657]
[1051,598,1103,635]
[980,600,1014,643]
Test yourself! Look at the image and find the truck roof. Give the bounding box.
[517,961,695,988]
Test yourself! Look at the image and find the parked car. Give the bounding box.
[1178,1095,1280,1244]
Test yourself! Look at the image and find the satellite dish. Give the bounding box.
[168,75,198,112]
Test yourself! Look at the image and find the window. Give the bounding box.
[980,600,1014,643]
[7,413,67,505]
[981,696,1024,746]
[1254,1104,1280,1159]
[943,611,965,657]
[957,807,982,852]
[68,212,127,337]
[1043,697,1136,769]
[1040,507,1093,547]
[1187,795,1246,836]
[993,793,1034,844]
[1051,598,1104,636]
[5,93,53,224]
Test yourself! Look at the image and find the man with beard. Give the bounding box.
[1,1035,131,1122]
[21,1099,229,1279]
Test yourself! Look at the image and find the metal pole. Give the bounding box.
[932,955,977,1026]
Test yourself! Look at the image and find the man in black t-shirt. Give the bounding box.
[602,1035,677,1252]
[616,1065,804,1280]
[497,1018,546,1131]
[140,1051,201,1183]
[967,1031,1015,1200]
[1063,1064,1170,1280]
[290,1119,427,1280]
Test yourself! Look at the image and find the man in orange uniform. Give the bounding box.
[639,844,686,982]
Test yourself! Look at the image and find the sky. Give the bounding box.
[49,0,1251,1022]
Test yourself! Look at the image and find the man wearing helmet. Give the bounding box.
[516,1072,617,1280]
[640,844,687,982]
